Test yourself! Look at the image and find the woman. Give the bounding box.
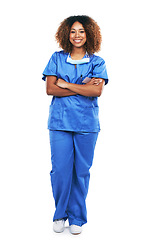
[42,15,108,235]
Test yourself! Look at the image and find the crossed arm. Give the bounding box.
[46,76,105,97]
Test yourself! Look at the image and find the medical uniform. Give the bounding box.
[42,50,108,226]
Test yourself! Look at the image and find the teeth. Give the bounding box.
[74,40,81,43]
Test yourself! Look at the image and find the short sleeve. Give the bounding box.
[92,57,109,85]
[42,52,57,81]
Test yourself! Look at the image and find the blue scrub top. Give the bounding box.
[42,50,108,132]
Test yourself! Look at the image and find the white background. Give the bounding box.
[0,0,160,239]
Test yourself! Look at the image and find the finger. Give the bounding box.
[94,80,102,85]
[90,78,95,83]
[96,79,102,84]
[92,78,102,83]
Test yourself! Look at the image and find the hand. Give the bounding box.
[86,78,103,86]
[56,78,68,88]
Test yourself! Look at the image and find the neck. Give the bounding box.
[71,47,86,59]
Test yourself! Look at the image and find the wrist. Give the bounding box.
[66,82,70,89]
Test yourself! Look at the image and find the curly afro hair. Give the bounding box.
[55,15,102,55]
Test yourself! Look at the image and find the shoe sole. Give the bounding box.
[71,232,81,235]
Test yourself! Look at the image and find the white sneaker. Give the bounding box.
[53,219,65,233]
[70,225,82,235]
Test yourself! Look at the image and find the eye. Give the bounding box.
[80,30,85,33]
[70,30,75,33]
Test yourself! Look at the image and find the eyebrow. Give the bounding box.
[71,28,85,30]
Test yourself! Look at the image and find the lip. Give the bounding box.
[73,39,83,43]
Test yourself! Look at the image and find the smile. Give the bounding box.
[73,39,83,43]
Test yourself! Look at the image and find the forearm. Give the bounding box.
[66,83,102,97]
[55,78,105,97]
[47,84,76,97]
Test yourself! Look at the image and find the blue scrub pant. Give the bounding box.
[49,130,98,226]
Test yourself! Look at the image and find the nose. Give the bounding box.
[75,31,80,37]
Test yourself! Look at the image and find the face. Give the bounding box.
[69,21,87,49]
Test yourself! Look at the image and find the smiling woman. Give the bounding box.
[42,15,109,235]
[55,15,102,54]
[69,22,87,53]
